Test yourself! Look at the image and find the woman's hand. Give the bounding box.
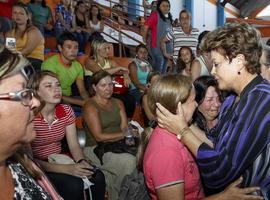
[218,177,264,200]
[164,53,173,61]
[156,102,188,135]
[66,162,93,178]
[123,74,131,87]
[117,67,129,73]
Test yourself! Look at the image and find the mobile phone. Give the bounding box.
[5,37,16,49]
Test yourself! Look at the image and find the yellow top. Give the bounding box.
[85,58,111,76]
[12,29,44,61]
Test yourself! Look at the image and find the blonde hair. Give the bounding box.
[148,74,192,115]
[91,39,108,60]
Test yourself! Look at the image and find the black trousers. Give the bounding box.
[46,169,106,200]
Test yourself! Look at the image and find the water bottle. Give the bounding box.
[124,125,135,146]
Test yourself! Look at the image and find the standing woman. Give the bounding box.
[156,23,270,198]
[6,2,44,71]
[142,0,173,74]
[30,71,106,200]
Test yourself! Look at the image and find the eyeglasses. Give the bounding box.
[0,88,34,106]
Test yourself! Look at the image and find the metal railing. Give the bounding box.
[102,17,144,57]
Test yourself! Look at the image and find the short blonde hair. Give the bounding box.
[148,74,192,115]
[91,39,108,60]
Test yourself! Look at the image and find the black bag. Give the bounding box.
[93,138,139,165]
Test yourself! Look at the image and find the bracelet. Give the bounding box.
[176,126,190,141]
[76,159,87,163]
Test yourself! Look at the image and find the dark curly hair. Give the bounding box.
[201,23,262,74]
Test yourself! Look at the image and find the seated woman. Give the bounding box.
[141,71,160,126]
[176,46,195,76]
[87,4,104,42]
[27,0,54,35]
[83,71,136,200]
[85,39,136,118]
[72,1,90,53]
[144,74,263,200]
[54,0,74,39]
[6,2,44,70]
[30,71,106,200]
[129,44,152,104]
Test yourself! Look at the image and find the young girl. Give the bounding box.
[176,46,195,76]
[30,71,106,200]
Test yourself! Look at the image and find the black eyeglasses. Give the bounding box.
[0,88,34,106]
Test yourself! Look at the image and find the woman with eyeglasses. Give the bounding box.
[6,2,44,71]
[29,70,106,200]
[0,46,60,199]
[156,23,270,198]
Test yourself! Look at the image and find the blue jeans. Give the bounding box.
[149,47,168,74]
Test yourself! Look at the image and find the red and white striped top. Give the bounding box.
[32,104,75,160]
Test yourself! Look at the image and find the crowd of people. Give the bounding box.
[1,0,270,200]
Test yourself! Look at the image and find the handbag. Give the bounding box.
[113,75,128,94]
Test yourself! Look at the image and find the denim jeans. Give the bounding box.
[149,47,168,74]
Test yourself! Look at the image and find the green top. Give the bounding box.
[41,54,84,96]
[85,98,122,146]
[28,3,51,26]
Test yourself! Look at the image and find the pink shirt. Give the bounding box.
[144,11,158,48]
[32,104,75,160]
[143,127,204,200]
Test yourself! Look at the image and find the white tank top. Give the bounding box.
[89,20,101,31]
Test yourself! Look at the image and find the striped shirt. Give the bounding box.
[166,26,199,63]
[197,75,270,198]
[32,104,75,160]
